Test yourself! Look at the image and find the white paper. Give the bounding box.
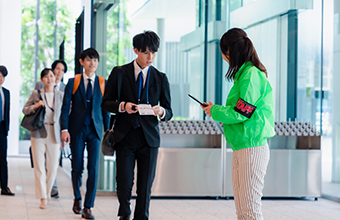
[138,104,155,115]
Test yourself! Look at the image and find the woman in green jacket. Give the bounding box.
[203,28,275,219]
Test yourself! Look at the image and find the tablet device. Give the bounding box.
[188,94,208,107]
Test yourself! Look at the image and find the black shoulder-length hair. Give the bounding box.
[219,28,267,81]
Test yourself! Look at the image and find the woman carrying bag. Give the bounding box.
[23,68,64,209]
[202,28,275,219]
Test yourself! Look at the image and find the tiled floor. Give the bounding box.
[1,157,340,220]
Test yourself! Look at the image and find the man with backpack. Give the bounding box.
[60,48,110,219]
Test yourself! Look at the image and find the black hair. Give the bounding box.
[51,60,68,73]
[40,68,54,79]
[133,31,160,53]
[219,28,267,81]
[0,65,8,77]
[79,47,100,61]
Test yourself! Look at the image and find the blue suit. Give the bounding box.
[60,74,110,208]
[0,87,10,190]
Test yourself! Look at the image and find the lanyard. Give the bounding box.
[138,67,150,104]
[44,92,54,112]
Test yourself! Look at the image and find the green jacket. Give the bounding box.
[211,62,275,151]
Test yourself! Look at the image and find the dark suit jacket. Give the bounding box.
[60,74,110,139]
[101,62,172,148]
[1,87,10,136]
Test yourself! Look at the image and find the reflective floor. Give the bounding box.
[1,157,340,220]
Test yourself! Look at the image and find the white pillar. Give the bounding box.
[0,0,22,155]
[157,18,166,72]
[332,0,340,183]
[82,0,92,49]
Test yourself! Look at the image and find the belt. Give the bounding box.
[45,123,54,126]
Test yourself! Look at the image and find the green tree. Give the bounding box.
[20,0,73,139]
[106,1,131,77]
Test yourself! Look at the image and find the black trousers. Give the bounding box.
[0,121,8,190]
[116,127,158,220]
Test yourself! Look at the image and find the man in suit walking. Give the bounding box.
[60,48,110,219]
[0,65,15,196]
[35,60,68,199]
[101,31,172,220]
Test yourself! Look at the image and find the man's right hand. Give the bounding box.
[61,131,70,143]
[125,102,138,114]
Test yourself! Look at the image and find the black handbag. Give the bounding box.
[101,72,122,156]
[101,118,116,156]
[21,90,46,131]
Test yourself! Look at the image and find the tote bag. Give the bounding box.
[21,90,46,131]
[21,105,45,131]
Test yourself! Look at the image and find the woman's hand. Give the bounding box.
[202,101,214,117]
[34,100,44,110]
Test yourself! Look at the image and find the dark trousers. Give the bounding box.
[0,122,8,190]
[116,127,158,220]
[70,122,100,208]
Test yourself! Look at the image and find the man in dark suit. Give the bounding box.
[0,65,15,196]
[60,48,110,219]
[35,60,68,199]
[101,31,172,220]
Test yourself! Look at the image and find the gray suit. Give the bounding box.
[58,83,66,92]
[32,82,65,194]
[23,88,64,143]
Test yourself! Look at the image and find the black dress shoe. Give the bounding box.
[51,187,59,198]
[1,187,15,196]
[119,216,130,220]
[72,198,82,214]
[81,207,95,219]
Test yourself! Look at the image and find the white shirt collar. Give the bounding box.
[133,60,149,81]
[83,72,96,82]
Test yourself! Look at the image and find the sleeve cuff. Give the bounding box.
[160,107,166,119]
[119,102,126,113]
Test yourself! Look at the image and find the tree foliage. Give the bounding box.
[20,0,73,139]
[21,0,73,105]
[106,1,131,77]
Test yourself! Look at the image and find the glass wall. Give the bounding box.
[105,0,336,182]
[108,0,332,126]
[107,0,199,119]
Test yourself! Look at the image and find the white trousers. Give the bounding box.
[31,125,60,199]
[232,144,270,220]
